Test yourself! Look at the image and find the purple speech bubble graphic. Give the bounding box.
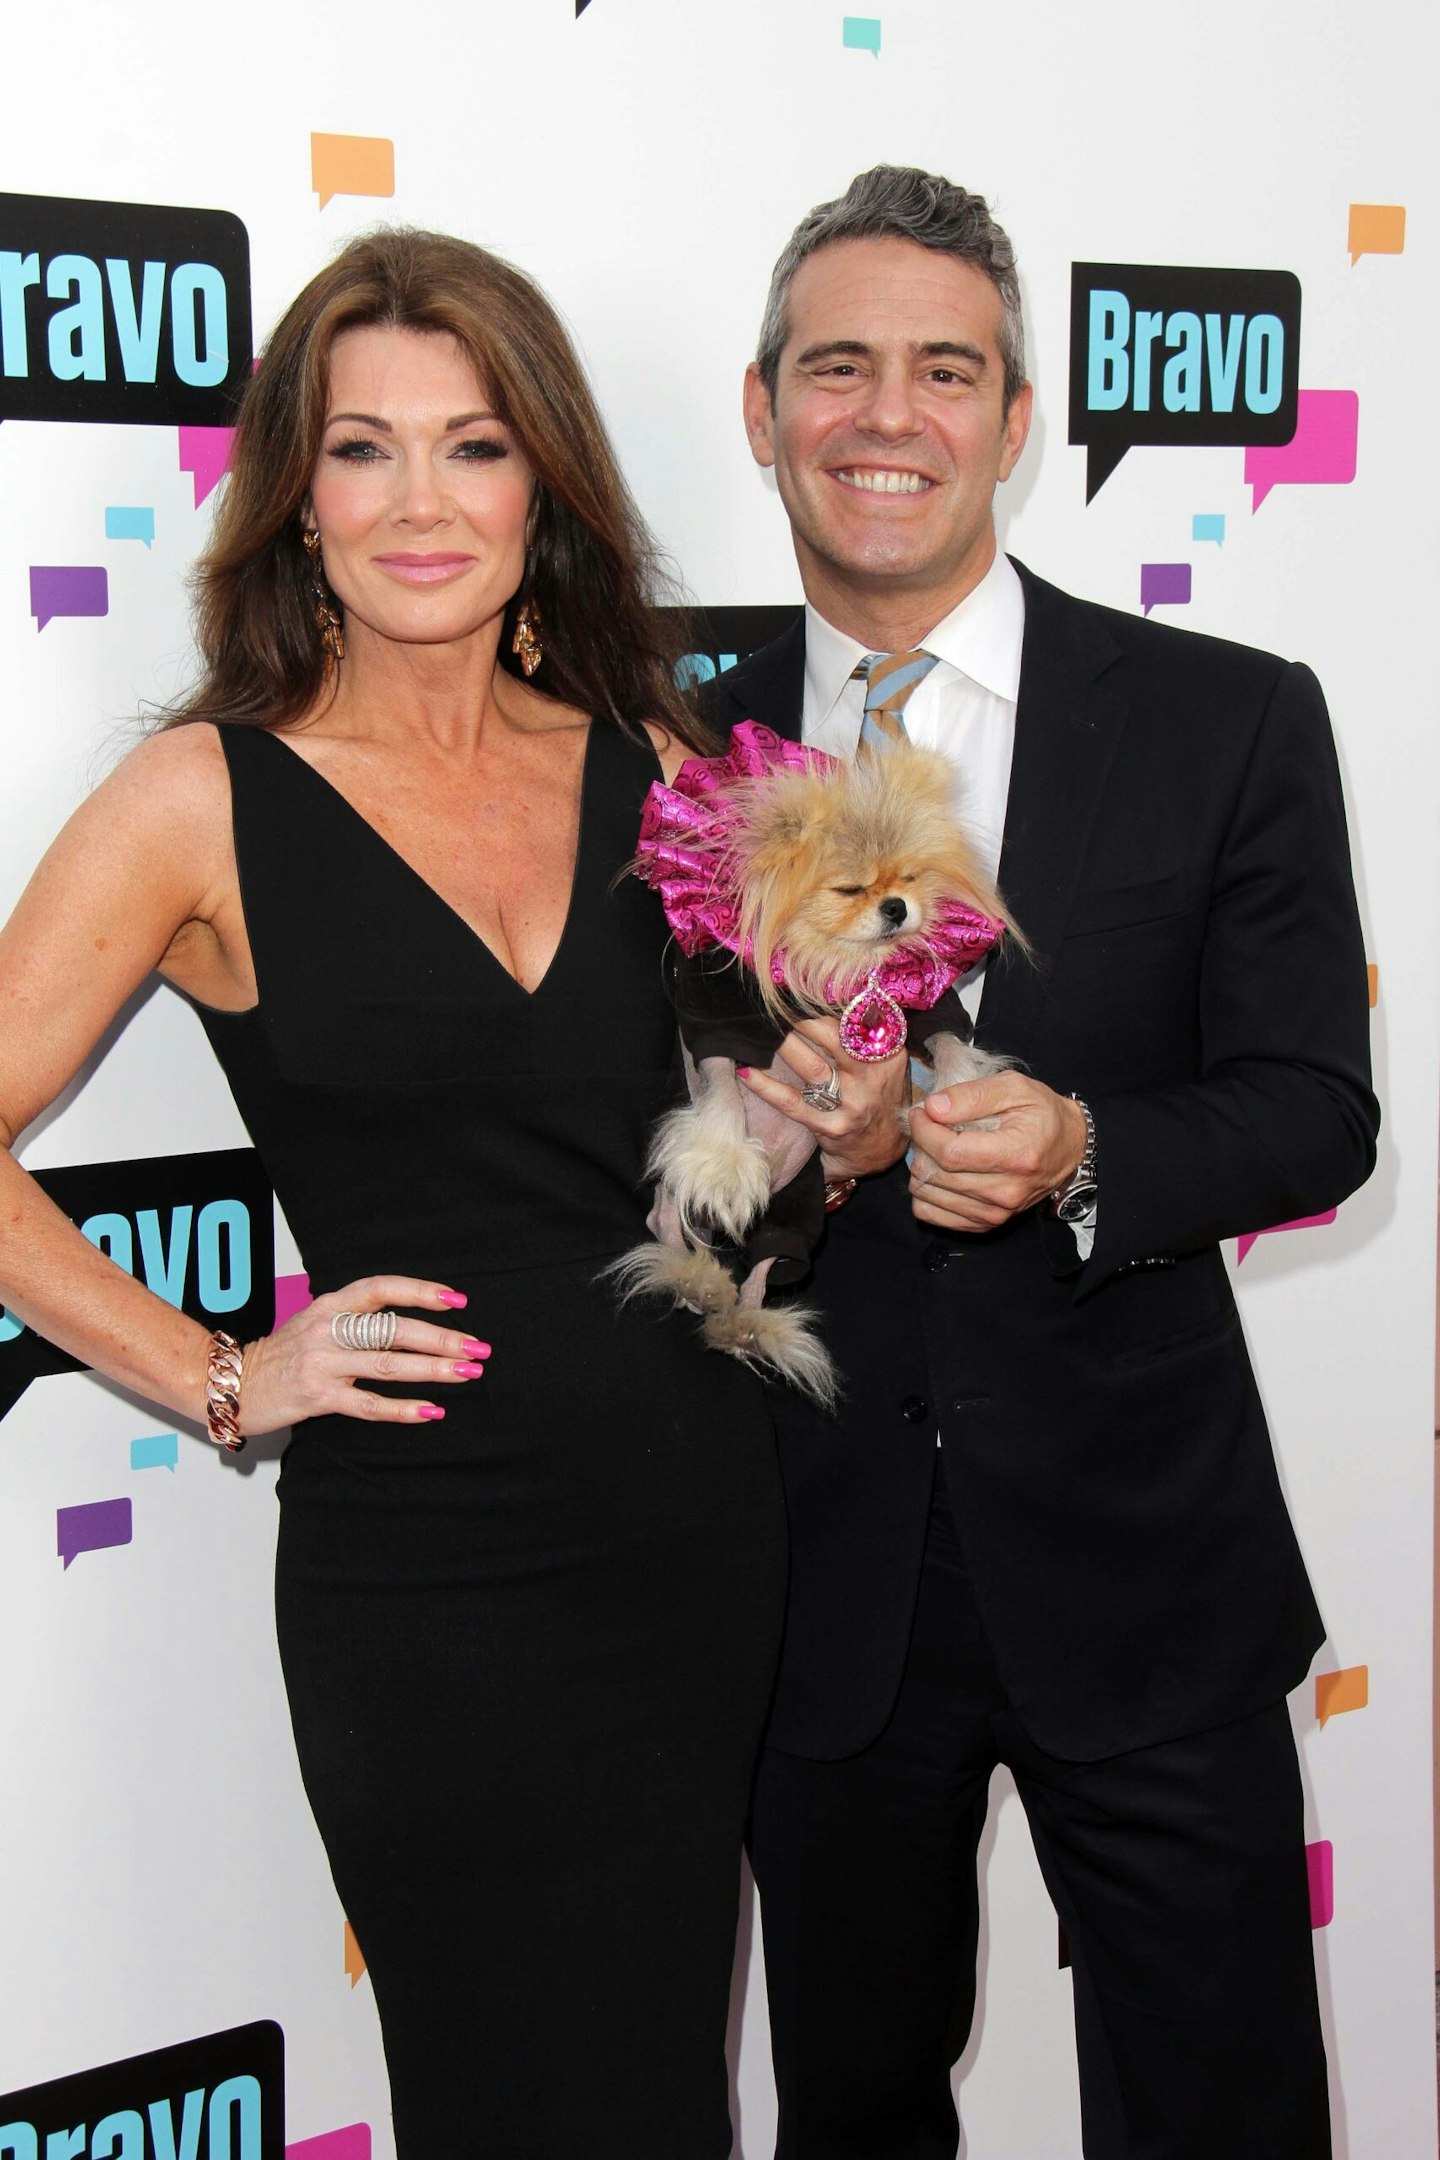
[1306,1840,1333,1929]
[179,424,235,509]
[287,2129,372,2160]
[1235,1207,1336,1265]
[30,565,108,632]
[1139,562,1192,616]
[1245,390,1358,512]
[57,1496,132,1568]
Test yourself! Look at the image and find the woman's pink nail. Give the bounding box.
[461,1339,492,1358]
[418,1405,446,1421]
[438,1290,467,1308]
[736,1066,752,1079]
[453,1361,486,1378]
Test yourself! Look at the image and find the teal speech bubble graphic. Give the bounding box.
[843,16,881,55]
[130,1431,179,1472]
[105,505,155,547]
[1192,513,1225,546]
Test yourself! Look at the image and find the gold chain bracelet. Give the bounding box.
[204,1331,246,1452]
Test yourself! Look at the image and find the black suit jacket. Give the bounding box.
[703,559,1379,1763]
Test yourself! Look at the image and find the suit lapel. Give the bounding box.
[978,562,1128,1056]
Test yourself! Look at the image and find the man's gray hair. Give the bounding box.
[755,166,1027,411]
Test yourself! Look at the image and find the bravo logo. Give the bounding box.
[0,1148,275,1420]
[0,2022,282,2160]
[1069,262,1301,500]
[0,192,252,427]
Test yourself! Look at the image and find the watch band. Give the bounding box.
[1051,1095,1098,1224]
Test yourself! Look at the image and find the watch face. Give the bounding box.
[1056,1181,1099,1224]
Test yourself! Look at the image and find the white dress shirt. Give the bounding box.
[799,548,1095,1261]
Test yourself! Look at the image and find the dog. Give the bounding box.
[610,721,1017,1405]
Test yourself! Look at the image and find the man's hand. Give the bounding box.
[909,1073,1088,1232]
[739,1016,911,1180]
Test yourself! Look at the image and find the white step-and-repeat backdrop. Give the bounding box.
[2,2,1435,2154]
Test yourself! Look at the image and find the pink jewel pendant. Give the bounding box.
[838,971,908,1061]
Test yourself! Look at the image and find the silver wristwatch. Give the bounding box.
[1051,1095,1098,1224]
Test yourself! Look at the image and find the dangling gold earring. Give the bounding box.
[512,598,543,679]
[303,528,345,666]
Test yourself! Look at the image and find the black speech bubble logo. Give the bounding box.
[660,604,800,689]
[0,1148,275,1421]
[0,191,252,427]
[1069,263,1301,501]
[0,2020,284,2154]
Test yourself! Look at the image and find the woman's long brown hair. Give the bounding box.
[163,227,710,750]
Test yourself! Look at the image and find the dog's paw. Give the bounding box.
[650,1115,772,1243]
[702,1303,841,1409]
[603,1243,738,1319]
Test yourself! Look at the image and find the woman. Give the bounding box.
[0,230,808,2155]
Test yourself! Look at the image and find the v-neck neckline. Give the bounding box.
[260,719,598,1001]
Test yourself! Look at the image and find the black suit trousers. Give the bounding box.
[749,1464,1331,2160]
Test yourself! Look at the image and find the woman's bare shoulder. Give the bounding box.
[106,718,231,803]
[88,721,250,853]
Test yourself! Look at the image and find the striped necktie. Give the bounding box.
[858,648,939,754]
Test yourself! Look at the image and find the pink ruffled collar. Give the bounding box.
[634,720,1004,1014]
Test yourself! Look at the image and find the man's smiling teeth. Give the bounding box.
[834,468,933,494]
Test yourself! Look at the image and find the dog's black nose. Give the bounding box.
[878,896,909,932]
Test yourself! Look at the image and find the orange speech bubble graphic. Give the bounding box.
[1348,204,1405,266]
[344,1919,367,1988]
[312,134,395,211]
[1366,963,1378,1008]
[1315,1665,1368,1728]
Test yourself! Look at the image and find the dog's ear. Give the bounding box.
[754,804,808,847]
[731,773,816,863]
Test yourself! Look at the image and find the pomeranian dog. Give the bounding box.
[610,723,1017,1405]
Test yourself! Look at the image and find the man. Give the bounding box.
[705,167,1378,2159]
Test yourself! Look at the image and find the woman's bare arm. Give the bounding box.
[0,730,240,1418]
[0,729,486,1433]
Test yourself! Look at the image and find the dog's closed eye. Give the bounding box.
[831,885,866,897]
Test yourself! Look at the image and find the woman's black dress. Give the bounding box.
[194,720,786,2158]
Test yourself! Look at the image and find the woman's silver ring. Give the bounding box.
[330,1308,398,1353]
[801,1071,843,1113]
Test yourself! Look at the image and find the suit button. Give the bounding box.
[922,1242,952,1272]
[900,1396,929,1424]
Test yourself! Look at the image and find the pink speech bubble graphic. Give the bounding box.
[57,1496,132,1568]
[1235,1208,1336,1265]
[30,565,108,631]
[1245,390,1357,512]
[274,1272,313,1328]
[1306,1840,1333,1929]
[287,2129,371,2160]
[1140,562,1191,616]
[179,425,236,509]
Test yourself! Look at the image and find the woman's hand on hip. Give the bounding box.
[237,1276,491,1434]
